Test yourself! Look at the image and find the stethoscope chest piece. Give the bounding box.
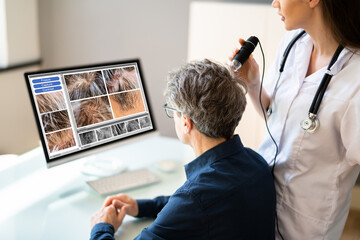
[300,113,319,134]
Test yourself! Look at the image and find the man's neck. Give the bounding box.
[189,131,227,157]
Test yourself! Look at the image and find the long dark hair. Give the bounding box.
[321,0,360,49]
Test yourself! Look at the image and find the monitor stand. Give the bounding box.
[80,156,127,177]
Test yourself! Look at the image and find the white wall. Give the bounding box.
[0,0,7,67]
[0,65,41,154]
[0,0,40,68]
[0,0,41,154]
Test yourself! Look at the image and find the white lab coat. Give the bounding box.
[258,29,360,240]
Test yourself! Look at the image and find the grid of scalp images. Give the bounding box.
[65,66,146,128]
[36,90,77,153]
[28,63,154,160]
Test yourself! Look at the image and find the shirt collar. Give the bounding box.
[184,134,244,180]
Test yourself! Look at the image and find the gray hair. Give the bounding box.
[164,59,247,139]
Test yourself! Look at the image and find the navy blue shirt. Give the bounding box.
[90,135,276,240]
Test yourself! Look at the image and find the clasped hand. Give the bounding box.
[90,193,139,232]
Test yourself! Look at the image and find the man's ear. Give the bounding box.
[308,0,320,8]
[183,115,193,134]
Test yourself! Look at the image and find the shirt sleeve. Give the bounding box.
[90,223,115,240]
[340,92,360,166]
[133,190,206,240]
[136,196,170,218]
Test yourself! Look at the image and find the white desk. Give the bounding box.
[0,136,193,240]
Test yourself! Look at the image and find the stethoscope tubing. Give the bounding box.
[309,45,344,115]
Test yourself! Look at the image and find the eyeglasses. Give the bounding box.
[163,103,181,118]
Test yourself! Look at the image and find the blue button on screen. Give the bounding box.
[33,81,61,89]
[35,86,62,94]
[32,76,60,84]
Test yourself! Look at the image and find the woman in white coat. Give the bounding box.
[232,0,360,239]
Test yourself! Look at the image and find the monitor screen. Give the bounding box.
[25,59,156,168]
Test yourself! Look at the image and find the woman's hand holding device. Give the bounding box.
[231,38,261,92]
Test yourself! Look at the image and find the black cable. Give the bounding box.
[258,40,285,240]
[258,41,279,176]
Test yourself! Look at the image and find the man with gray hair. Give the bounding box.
[90,59,276,240]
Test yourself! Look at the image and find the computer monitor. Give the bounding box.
[24,59,156,170]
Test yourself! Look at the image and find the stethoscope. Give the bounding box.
[267,30,344,134]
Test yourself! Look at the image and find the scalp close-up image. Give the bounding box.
[109,90,145,118]
[36,91,67,114]
[125,119,140,132]
[65,71,107,101]
[45,128,76,153]
[139,116,151,128]
[111,122,127,136]
[96,126,113,141]
[71,96,114,128]
[41,110,71,133]
[104,67,139,94]
[79,130,97,146]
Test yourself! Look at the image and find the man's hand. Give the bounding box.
[103,193,139,217]
[90,202,126,232]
